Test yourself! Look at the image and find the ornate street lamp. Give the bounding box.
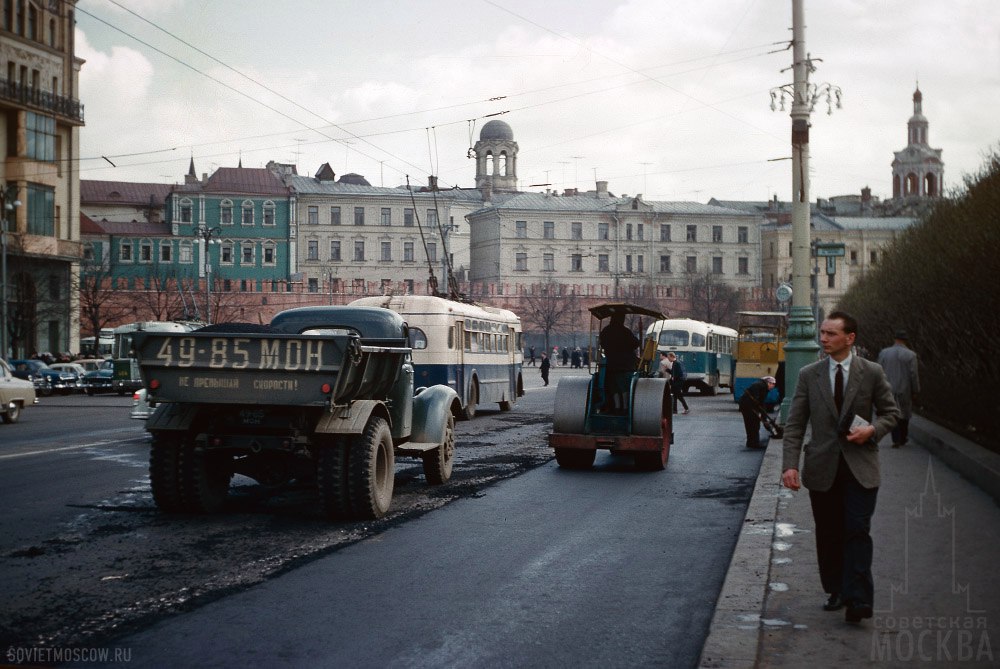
[1,183,22,360]
[193,225,222,323]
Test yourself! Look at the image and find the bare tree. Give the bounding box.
[77,259,133,342]
[686,271,743,327]
[518,278,582,352]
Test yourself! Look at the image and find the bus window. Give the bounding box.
[658,330,689,347]
[691,332,705,347]
[408,327,428,350]
[448,325,454,350]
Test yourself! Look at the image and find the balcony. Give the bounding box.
[0,78,84,124]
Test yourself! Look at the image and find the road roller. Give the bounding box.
[548,303,674,470]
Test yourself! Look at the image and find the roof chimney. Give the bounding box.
[428,175,438,191]
[596,181,609,198]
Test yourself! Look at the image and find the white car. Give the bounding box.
[1,358,38,424]
[130,388,155,420]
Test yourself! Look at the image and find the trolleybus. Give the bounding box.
[732,311,786,404]
[646,318,737,395]
[350,295,524,419]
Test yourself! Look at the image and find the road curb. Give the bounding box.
[909,414,1000,505]
[697,438,782,668]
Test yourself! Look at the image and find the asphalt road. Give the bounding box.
[1,372,765,667]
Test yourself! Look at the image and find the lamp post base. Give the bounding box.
[779,305,820,423]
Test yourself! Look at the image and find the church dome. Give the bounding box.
[480,120,514,141]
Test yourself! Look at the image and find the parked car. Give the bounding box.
[82,360,115,395]
[1,358,38,423]
[9,360,56,396]
[49,363,87,393]
[130,387,154,420]
[74,358,108,373]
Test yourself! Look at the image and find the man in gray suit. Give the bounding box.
[782,311,900,624]
[877,330,920,448]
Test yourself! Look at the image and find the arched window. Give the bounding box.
[220,199,234,225]
[499,152,508,176]
[241,200,254,226]
[924,173,938,197]
[905,173,919,196]
[179,197,193,223]
[179,240,193,264]
[139,238,153,263]
[486,151,494,175]
[262,200,276,226]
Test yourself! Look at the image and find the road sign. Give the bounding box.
[813,242,845,257]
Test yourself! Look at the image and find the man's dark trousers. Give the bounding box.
[808,454,878,607]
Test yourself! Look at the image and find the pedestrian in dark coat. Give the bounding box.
[739,376,776,448]
[540,353,550,386]
[877,330,919,448]
[667,352,689,414]
[528,345,536,366]
[561,347,570,366]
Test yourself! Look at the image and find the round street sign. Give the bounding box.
[776,282,793,302]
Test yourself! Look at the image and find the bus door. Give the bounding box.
[454,319,467,401]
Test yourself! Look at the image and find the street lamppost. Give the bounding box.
[1,183,21,360]
[193,224,222,323]
[770,0,841,421]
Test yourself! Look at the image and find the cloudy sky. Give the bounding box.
[75,0,1000,203]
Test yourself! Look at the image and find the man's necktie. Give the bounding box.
[835,363,844,414]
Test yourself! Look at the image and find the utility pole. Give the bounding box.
[1,183,21,360]
[193,225,222,323]
[770,0,841,421]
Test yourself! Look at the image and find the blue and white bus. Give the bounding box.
[350,295,524,419]
[645,318,737,395]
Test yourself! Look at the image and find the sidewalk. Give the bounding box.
[700,416,1000,667]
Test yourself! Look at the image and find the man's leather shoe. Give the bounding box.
[823,593,844,611]
[845,603,873,623]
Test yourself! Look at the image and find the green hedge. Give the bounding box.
[838,151,1000,451]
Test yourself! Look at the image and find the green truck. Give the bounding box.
[134,305,461,520]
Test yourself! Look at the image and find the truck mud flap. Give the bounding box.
[146,403,200,432]
[410,385,460,445]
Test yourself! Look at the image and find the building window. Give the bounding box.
[659,255,671,273]
[686,256,697,273]
[543,253,554,271]
[427,209,438,228]
[26,112,55,162]
[263,243,276,265]
[738,226,748,244]
[850,250,858,265]
[686,225,697,242]
[427,242,437,263]
[263,201,275,226]
[330,206,341,225]
[404,279,414,294]
[626,224,633,241]
[241,200,254,226]
[307,240,319,260]
[571,222,583,240]
[828,273,836,289]
[242,242,254,265]
[308,278,319,293]
[48,274,60,300]
[307,206,319,225]
[139,239,152,262]
[404,242,414,262]
[598,222,609,240]
[571,254,583,271]
[404,208,414,227]
[870,250,878,264]
[221,242,234,264]
[381,279,392,293]
[788,241,793,256]
[738,257,749,274]
[381,208,391,226]
[179,241,192,264]
[625,255,633,273]
[220,200,233,225]
[712,256,723,274]
[381,241,392,261]
[353,278,365,294]
[26,183,54,235]
[598,254,609,272]
[120,240,133,262]
[330,240,341,261]
[637,224,644,241]
[543,221,555,239]
[515,220,527,238]
[515,252,528,271]
[180,198,193,223]
[660,224,671,242]
[354,240,365,261]
[712,225,723,243]
[160,243,172,262]
[637,255,644,273]
[354,207,365,226]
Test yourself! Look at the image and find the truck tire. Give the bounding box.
[348,416,394,519]
[2,401,21,423]
[316,437,351,519]
[179,440,231,513]
[554,448,596,469]
[149,433,184,512]
[422,413,455,485]
[462,381,478,420]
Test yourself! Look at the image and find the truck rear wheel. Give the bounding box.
[422,413,455,485]
[149,433,184,512]
[316,437,350,519]
[179,440,231,513]
[348,416,395,519]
